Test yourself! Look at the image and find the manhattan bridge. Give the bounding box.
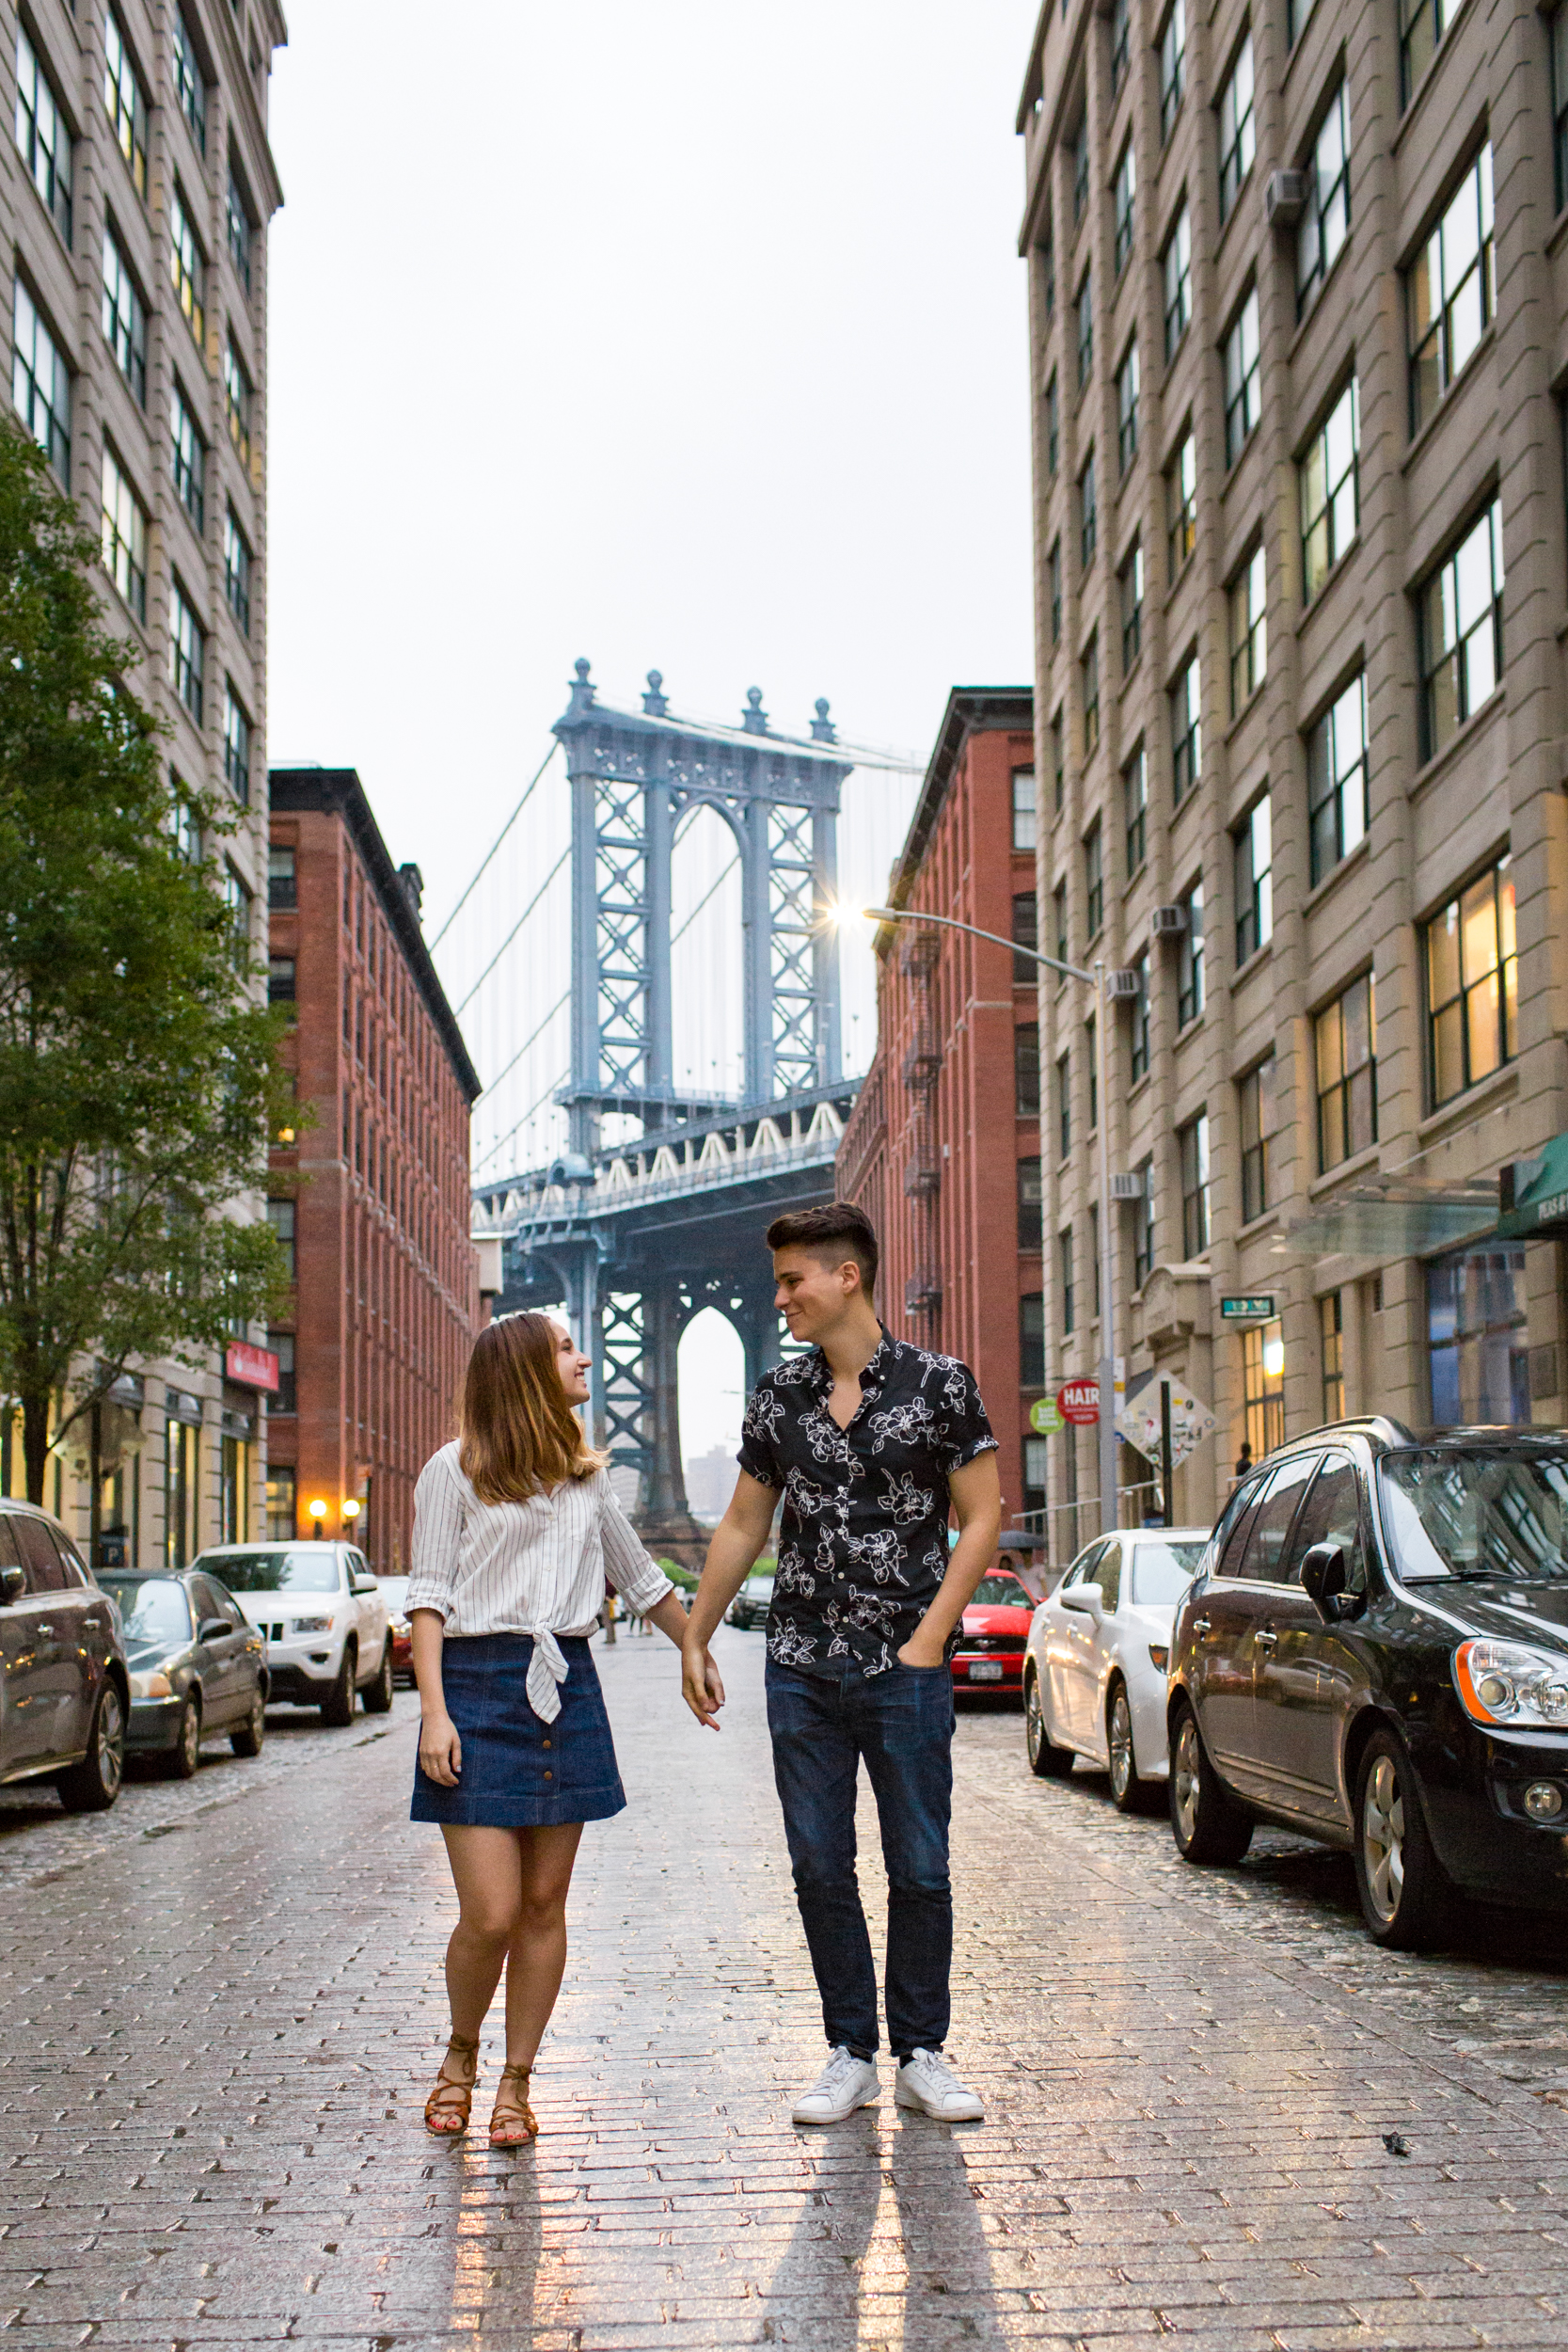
[442,661,913,1562]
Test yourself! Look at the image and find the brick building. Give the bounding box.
[266,768,482,1572]
[836,689,1046,1547]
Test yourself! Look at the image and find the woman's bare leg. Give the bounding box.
[503,1821,584,2067]
[440,1824,528,2040]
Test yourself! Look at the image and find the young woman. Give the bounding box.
[408,1311,704,2147]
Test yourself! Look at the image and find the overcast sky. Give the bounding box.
[265,0,1040,1457]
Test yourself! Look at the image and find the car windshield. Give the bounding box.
[1380,1449,1568,1582]
[101,1576,192,1649]
[969,1575,1028,1607]
[1130,1541,1206,1604]
[198,1548,341,1594]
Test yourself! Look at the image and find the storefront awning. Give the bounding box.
[1287,1173,1499,1259]
[1497,1132,1568,1239]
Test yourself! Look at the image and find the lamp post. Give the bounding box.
[860,906,1119,1546]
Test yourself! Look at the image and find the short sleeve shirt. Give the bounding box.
[736,1327,997,1680]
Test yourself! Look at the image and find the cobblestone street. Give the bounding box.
[7,1626,1568,2350]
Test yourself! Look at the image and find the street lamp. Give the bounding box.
[341,1498,361,1523]
[857,904,1120,1546]
[308,1497,328,1528]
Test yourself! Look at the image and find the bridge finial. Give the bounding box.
[569,658,596,715]
[742,686,768,735]
[642,669,669,717]
[810,696,837,743]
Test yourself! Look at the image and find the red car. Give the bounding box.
[950,1567,1036,1699]
[376,1575,414,1685]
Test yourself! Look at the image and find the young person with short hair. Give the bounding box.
[681,1202,1002,2124]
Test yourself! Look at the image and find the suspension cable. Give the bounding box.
[474,987,571,1104]
[472,1061,570,1179]
[670,855,740,946]
[451,843,572,1017]
[428,739,562,950]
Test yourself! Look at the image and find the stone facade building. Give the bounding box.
[0,0,285,1559]
[266,768,483,1574]
[1018,0,1568,1536]
[836,690,1049,1550]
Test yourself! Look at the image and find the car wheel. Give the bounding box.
[230,1687,266,1757]
[55,1680,126,1813]
[362,1642,394,1715]
[1107,1679,1151,1814]
[1025,1672,1075,1779]
[1354,1729,1450,1951]
[320,1645,356,1727]
[1168,1698,1253,1864]
[165,1696,201,1780]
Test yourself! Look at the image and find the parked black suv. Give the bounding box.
[0,1502,130,1810]
[1167,1420,1568,1947]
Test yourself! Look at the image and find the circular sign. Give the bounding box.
[1029,1396,1065,1435]
[1057,1378,1101,1426]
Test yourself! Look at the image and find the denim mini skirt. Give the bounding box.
[410,1632,626,1829]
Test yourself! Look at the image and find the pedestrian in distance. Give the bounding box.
[681,1202,1002,2125]
[408,1311,710,2146]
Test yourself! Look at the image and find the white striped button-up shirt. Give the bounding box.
[406,1444,674,1721]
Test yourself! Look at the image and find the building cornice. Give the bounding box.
[878,688,1035,950]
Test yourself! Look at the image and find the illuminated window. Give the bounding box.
[1315,971,1377,1168]
[1321,1292,1344,1421]
[170,185,206,346]
[1425,858,1516,1108]
[103,12,148,197]
[1243,1319,1285,1455]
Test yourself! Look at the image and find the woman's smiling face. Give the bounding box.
[551,1316,592,1406]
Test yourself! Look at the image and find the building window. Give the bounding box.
[268,1331,296,1417]
[1554,9,1568,214]
[1114,141,1136,276]
[1297,82,1351,317]
[1012,890,1037,984]
[1076,269,1094,388]
[1042,232,1054,322]
[1082,635,1101,755]
[15,26,72,246]
[1301,377,1358,600]
[224,682,252,806]
[1234,793,1273,965]
[1055,1050,1071,1159]
[1085,820,1104,938]
[265,1464,295,1541]
[1307,671,1368,886]
[1117,341,1140,475]
[1427,1244,1527,1425]
[168,580,204,723]
[225,338,252,465]
[1321,1292,1345,1422]
[1133,1155,1156,1285]
[1090,1201,1101,1316]
[171,385,206,532]
[1218,34,1255,222]
[1425,857,1517,1108]
[174,10,207,152]
[1239,1057,1274,1223]
[1019,1157,1044,1252]
[102,230,147,405]
[1179,1113,1210,1257]
[1159,0,1186,143]
[1315,970,1377,1168]
[1049,537,1062,644]
[1124,744,1148,875]
[170,187,205,347]
[169,781,201,865]
[1223,289,1260,468]
[1171,656,1201,803]
[1051,714,1065,812]
[101,445,147,623]
[1163,205,1191,359]
[1060,1227,1076,1335]
[1400,0,1447,106]
[1012,766,1037,850]
[1177,882,1205,1025]
[1016,1025,1041,1117]
[1085,1014,1099,1130]
[1045,372,1059,477]
[1111,0,1131,92]
[1243,1319,1285,1455]
[1021,1294,1045,1389]
[228,165,253,291]
[12,280,70,482]
[1419,499,1503,761]
[1072,118,1090,222]
[1130,951,1151,1083]
[224,860,252,971]
[1080,450,1098,568]
[1408,145,1494,434]
[268,956,296,1005]
[224,507,252,635]
[103,12,148,198]
[1167,431,1196,579]
[1228,544,1267,712]
[266,1199,296,1282]
[164,1416,197,1569]
[1023,1433,1049,1524]
[1288,0,1316,43]
[1053,880,1068,967]
[269,845,297,910]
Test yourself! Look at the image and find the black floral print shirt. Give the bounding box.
[736,1327,997,1680]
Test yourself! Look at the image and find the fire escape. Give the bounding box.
[899,926,942,1318]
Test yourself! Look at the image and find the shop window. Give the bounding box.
[1427,1244,1527,1425]
[1243,1318,1285,1457]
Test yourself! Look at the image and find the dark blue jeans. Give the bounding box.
[765,1655,955,2062]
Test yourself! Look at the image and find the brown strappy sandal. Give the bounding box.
[488,2061,538,2147]
[423,2033,480,2136]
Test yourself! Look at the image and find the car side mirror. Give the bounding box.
[1299,1542,1364,1622]
[198,1616,231,1644]
[352,1576,377,1597]
[1060,1586,1102,1621]
[0,1565,23,1604]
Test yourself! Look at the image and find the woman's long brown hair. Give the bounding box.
[458,1313,606,1503]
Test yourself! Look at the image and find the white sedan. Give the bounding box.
[1023,1528,1209,1809]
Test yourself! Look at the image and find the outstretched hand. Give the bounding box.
[681,1640,726,1730]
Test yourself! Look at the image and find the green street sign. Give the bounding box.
[1220,1295,1275,1321]
[1029,1396,1065,1434]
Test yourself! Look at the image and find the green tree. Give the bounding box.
[0,421,292,1506]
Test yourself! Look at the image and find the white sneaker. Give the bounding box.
[791,2046,880,2125]
[895,2049,984,2122]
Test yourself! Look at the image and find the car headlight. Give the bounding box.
[1148,1643,1169,1672]
[129,1670,172,1699]
[1454,1638,1568,1729]
[293,1615,333,1635]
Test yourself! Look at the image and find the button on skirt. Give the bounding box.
[410,1632,626,1828]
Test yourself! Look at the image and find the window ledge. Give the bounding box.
[1224,683,1266,746]
[1400,327,1496,473]
[1230,940,1274,992]
[1390,0,1477,162]
[1303,828,1371,917]
[1289,230,1354,365]
[1128,1069,1152,1106]
[1213,167,1255,264]
[1547,202,1568,263]
[1175,1011,1208,1047]
[1220,421,1260,498]
[1417,1058,1517,1146]
[1300,535,1362,630]
[1118,648,1144,698]
[1164,549,1196,604]
[1123,857,1148,896]
[1410,687,1504,802]
[1309,1141,1382,1200]
[1238,1205,1280,1239]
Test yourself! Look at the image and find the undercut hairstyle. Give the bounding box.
[458,1311,607,1503]
[767,1201,879,1296]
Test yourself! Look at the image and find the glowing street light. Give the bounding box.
[341,1498,361,1521]
[308,1498,328,1524]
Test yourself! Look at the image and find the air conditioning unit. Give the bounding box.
[1109,1170,1145,1200]
[1150,904,1189,937]
[1105,967,1142,999]
[1265,170,1309,228]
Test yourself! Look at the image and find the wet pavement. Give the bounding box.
[4,1627,1568,2348]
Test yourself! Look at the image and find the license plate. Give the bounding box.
[969,1661,1004,1681]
